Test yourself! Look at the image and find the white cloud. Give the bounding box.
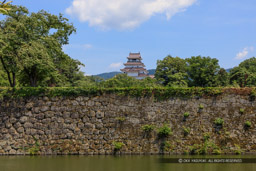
[109,62,123,69]
[83,44,93,49]
[63,44,93,51]
[235,47,254,60]
[66,0,197,30]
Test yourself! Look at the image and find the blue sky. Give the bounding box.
[11,0,256,75]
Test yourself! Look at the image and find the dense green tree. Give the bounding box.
[155,56,188,87]
[0,6,82,87]
[186,56,220,87]
[0,64,9,86]
[17,41,59,87]
[239,57,256,73]
[230,57,256,87]
[101,74,160,88]
[216,68,229,87]
[101,74,139,88]
[0,0,12,14]
[73,74,104,87]
[138,77,160,87]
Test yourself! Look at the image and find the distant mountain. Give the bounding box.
[94,68,231,80]
[95,69,156,80]
[147,69,156,75]
[94,71,122,80]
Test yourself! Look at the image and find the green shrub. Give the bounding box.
[183,127,190,136]
[212,149,221,155]
[0,87,225,100]
[199,104,204,110]
[28,136,40,155]
[183,150,189,155]
[214,118,224,126]
[157,124,172,138]
[249,89,256,101]
[141,124,155,132]
[234,144,243,155]
[115,117,126,122]
[188,141,221,155]
[189,144,200,155]
[112,141,124,151]
[203,133,210,142]
[244,121,251,128]
[183,112,190,118]
[239,108,245,114]
[28,147,40,155]
[199,143,207,155]
[161,141,171,152]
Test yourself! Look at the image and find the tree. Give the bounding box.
[72,74,104,87]
[216,68,229,87]
[101,74,139,88]
[239,57,256,73]
[0,64,9,86]
[138,77,160,87]
[17,41,59,87]
[0,6,81,87]
[230,57,256,87]
[0,0,12,14]
[155,55,188,87]
[186,56,220,87]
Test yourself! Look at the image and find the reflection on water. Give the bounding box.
[0,155,255,171]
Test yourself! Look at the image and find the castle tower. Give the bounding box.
[120,52,148,79]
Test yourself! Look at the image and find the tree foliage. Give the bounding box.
[72,74,104,87]
[0,0,12,14]
[0,6,84,87]
[99,74,160,88]
[0,64,9,86]
[230,57,256,87]
[215,68,229,87]
[155,56,188,87]
[186,56,220,87]
[155,55,224,87]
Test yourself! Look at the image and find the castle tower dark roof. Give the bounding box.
[127,53,142,59]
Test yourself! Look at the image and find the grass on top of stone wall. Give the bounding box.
[0,87,255,100]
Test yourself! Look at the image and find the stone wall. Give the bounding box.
[0,93,255,155]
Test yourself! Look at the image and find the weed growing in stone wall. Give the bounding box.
[239,108,245,114]
[214,118,224,126]
[234,144,243,155]
[183,112,190,118]
[188,141,221,155]
[160,141,172,152]
[244,121,251,130]
[199,104,204,110]
[183,127,190,136]
[115,117,126,122]
[157,124,172,138]
[214,118,224,133]
[206,141,222,155]
[249,89,256,101]
[28,137,40,155]
[188,144,201,155]
[112,141,124,152]
[203,133,210,142]
[183,112,190,121]
[212,149,221,155]
[141,124,155,133]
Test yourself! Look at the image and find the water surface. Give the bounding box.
[0,155,255,171]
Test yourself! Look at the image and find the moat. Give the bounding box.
[0,155,255,171]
